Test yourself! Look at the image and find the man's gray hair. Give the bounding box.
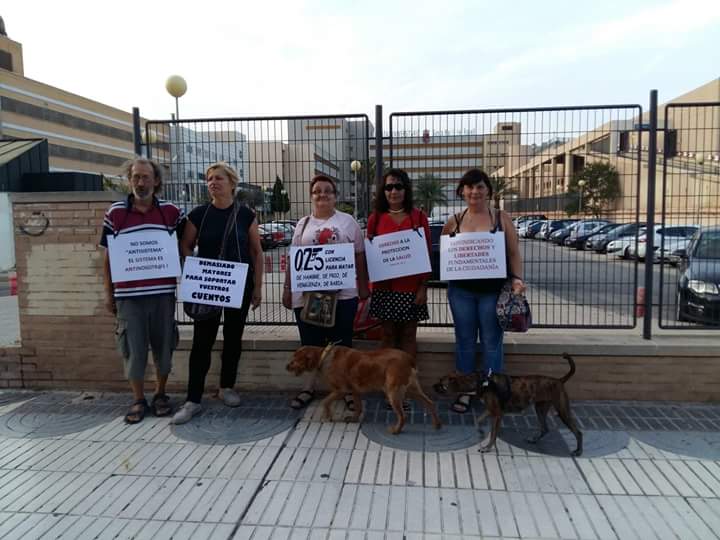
[122,157,163,194]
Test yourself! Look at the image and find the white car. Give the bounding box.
[632,225,699,262]
[608,227,646,259]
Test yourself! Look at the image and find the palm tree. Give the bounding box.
[415,174,448,217]
[490,176,519,210]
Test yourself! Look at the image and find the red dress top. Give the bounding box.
[366,208,432,293]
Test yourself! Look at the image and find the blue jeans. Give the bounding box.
[447,283,503,375]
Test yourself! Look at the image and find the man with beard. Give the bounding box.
[100,158,185,423]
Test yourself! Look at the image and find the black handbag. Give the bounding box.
[183,202,241,321]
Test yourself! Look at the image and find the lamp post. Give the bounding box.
[165,75,187,203]
[351,160,362,218]
[577,179,586,214]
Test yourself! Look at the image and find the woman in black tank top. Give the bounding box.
[440,169,525,413]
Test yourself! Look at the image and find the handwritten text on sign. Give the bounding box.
[440,232,507,280]
[178,257,249,308]
[290,243,356,292]
[107,230,181,283]
[364,229,431,282]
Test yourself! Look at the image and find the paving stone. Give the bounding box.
[631,431,720,460]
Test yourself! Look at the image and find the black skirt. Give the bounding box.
[369,289,429,322]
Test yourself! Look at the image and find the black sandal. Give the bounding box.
[151,393,172,417]
[290,390,315,410]
[124,398,148,424]
[343,394,355,412]
[451,394,473,414]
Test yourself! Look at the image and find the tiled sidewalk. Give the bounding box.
[0,391,719,539]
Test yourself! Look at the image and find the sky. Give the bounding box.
[3,0,720,123]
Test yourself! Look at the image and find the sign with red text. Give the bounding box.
[440,232,507,281]
[178,257,249,308]
[289,243,356,292]
[107,230,181,283]
[364,229,431,282]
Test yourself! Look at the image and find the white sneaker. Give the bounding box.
[170,401,202,424]
[220,388,241,407]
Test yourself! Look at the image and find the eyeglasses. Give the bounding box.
[384,183,405,192]
[311,190,335,196]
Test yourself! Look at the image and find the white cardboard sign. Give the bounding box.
[440,232,507,281]
[107,230,181,283]
[364,228,431,282]
[178,257,249,308]
[289,243,356,292]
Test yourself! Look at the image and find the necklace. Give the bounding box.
[388,208,405,214]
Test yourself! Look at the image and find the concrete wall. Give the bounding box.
[1,192,719,401]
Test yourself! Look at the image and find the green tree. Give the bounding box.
[415,174,448,217]
[271,176,290,214]
[490,176,519,210]
[564,162,621,218]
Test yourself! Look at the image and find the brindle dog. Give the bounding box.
[435,353,582,456]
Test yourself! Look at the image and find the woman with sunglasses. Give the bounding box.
[367,169,431,360]
[282,174,370,410]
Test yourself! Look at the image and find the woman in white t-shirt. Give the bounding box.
[282,174,370,409]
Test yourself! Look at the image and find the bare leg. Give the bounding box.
[399,321,419,359]
[129,379,144,401]
[380,321,395,349]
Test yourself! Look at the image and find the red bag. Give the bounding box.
[353,297,383,340]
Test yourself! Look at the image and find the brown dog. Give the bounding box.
[286,344,442,434]
[436,353,582,456]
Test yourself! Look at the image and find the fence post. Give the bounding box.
[132,107,142,156]
[375,105,383,187]
[643,90,658,340]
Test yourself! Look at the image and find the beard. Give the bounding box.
[133,187,154,201]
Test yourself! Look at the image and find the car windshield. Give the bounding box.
[694,233,720,259]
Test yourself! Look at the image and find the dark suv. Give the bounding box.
[429,223,445,284]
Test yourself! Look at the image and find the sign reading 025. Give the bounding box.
[289,243,356,292]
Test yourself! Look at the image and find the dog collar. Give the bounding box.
[318,340,341,370]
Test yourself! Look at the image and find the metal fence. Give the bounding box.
[658,102,720,329]
[137,99,720,333]
[144,114,371,325]
[388,106,643,328]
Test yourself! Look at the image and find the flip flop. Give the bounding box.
[451,393,473,414]
[290,390,315,410]
[124,398,148,424]
[151,393,172,417]
[343,394,356,412]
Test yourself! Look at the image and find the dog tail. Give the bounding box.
[560,353,576,383]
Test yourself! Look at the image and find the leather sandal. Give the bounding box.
[124,398,149,424]
[151,393,172,417]
[451,393,473,414]
[290,390,315,410]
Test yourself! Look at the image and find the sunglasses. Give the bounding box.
[384,183,405,192]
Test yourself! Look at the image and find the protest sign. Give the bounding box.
[364,228,431,282]
[440,232,507,280]
[107,230,181,283]
[178,257,249,308]
[290,243,356,292]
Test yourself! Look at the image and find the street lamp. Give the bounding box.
[165,75,187,202]
[351,160,362,218]
[165,75,187,120]
[577,179,586,214]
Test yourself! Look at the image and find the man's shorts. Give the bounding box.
[115,294,178,380]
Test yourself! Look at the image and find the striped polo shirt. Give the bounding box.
[100,195,185,298]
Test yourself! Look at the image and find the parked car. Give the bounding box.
[524,220,547,239]
[628,225,699,262]
[675,226,720,325]
[551,223,579,245]
[586,222,644,253]
[257,225,277,250]
[540,219,578,241]
[573,223,621,250]
[260,222,294,246]
[518,220,541,238]
[564,220,613,248]
[608,227,647,259]
[513,214,547,226]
